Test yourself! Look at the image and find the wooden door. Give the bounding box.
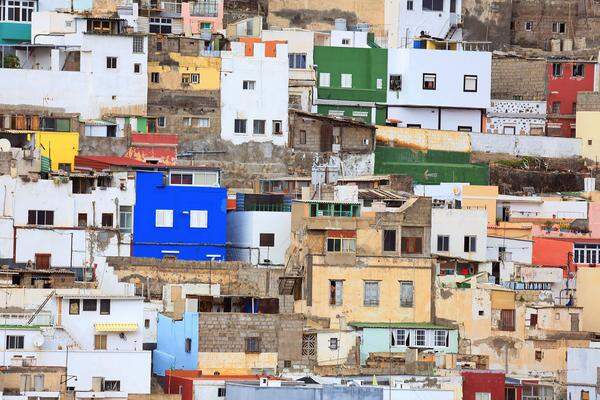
[35,253,51,269]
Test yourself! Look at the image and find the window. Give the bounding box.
[588,139,593,146]
[535,350,543,361]
[273,120,283,135]
[329,337,338,350]
[134,63,141,73]
[58,163,71,172]
[149,17,172,34]
[182,74,191,85]
[423,73,436,90]
[69,299,80,315]
[319,72,331,87]
[197,118,210,128]
[326,237,356,253]
[253,119,265,134]
[234,119,247,134]
[155,209,174,228]
[581,391,590,400]
[341,38,350,45]
[503,126,516,135]
[552,21,566,33]
[400,281,414,307]
[119,206,132,233]
[464,236,477,252]
[423,0,444,11]
[156,41,163,51]
[551,101,561,114]
[392,329,407,346]
[189,73,200,84]
[190,210,208,228]
[437,235,449,252]
[435,330,447,346]
[390,74,402,91]
[200,22,212,29]
[401,237,423,255]
[245,337,260,353]
[464,75,478,92]
[151,72,160,83]
[144,319,150,329]
[458,126,473,132]
[289,53,307,69]
[407,0,413,10]
[376,78,383,89]
[552,63,563,77]
[525,21,533,31]
[104,380,120,391]
[78,213,88,227]
[106,57,117,69]
[133,36,144,53]
[6,335,24,349]
[101,213,113,228]
[170,173,193,185]
[573,63,585,77]
[330,280,343,306]
[383,229,397,252]
[217,388,226,397]
[415,329,426,346]
[573,243,600,264]
[94,334,107,350]
[4,1,35,22]
[157,116,166,127]
[476,393,491,400]
[27,210,54,226]
[364,281,380,306]
[299,130,307,144]
[100,299,111,315]
[170,171,219,187]
[259,233,275,247]
[243,80,256,90]
[185,337,192,353]
[499,309,516,331]
[573,102,577,112]
[83,299,97,311]
[341,73,352,88]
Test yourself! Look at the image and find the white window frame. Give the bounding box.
[242,80,256,90]
[476,393,491,400]
[157,116,166,128]
[190,210,208,228]
[191,73,200,84]
[393,329,406,346]
[376,78,383,89]
[155,209,173,228]
[415,329,426,346]
[434,330,447,347]
[363,281,380,307]
[197,118,210,128]
[234,119,247,134]
[341,73,352,88]
[319,72,330,88]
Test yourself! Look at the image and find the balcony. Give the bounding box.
[161,1,182,15]
[190,0,218,17]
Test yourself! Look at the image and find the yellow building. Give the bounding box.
[36,131,79,171]
[283,196,434,327]
[576,111,600,160]
[575,267,600,332]
[148,53,221,91]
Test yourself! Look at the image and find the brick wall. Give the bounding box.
[577,92,600,112]
[492,57,547,101]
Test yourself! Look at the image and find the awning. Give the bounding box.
[95,323,138,332]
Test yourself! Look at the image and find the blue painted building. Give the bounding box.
[349,322,459,365]
[133,168,227,260]
[153,312,199,376]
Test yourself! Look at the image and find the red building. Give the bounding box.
[462,370,506,400]
[533,236,600,277]
[547,60,596,137]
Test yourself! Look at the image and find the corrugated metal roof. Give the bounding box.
[349,322,455,330]
[95,322,138,332]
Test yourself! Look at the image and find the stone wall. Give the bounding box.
[462,0,513,49]
[78,136,129,156]
[577,92,600,112]
[491,56,547,101]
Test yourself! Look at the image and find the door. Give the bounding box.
[320,124,333,152]
[570,313,580,332]
[450,0,456,13]
[35,253,51,269]
[506,388,516,400]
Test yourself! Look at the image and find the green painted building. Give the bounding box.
[375,147,489,185]
[314,44,387,125]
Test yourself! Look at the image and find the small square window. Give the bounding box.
[253,120,265,134]
[191,73,200,83]
[329,337,339,350]
[245,337,260,353]
[134,63,141,73]
[101,213,113,228]
[319,72,330,87]
[525,21,533,31]
[341,73,352,88]
[243,80,256,90]
[259,233,275,247]
[535,350,543,361]
[588,140,593,145]
[217,388,226,397]
[151,72,160,83]
[464,75,478,92]
[552,63,563,77]
[234,119,247,134]
[573,63,585,77]
[158,116,166,127]
[552,21,566,34]
[106,57,117,69]
[273,120,283,135]
[83,299,97,311]
[423,73,436,90]
[342,38,350,45]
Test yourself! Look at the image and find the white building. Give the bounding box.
[486,100,547,135]
[261,29,316,112]
[0,11,147,120]
[567,345,600,400]
[387,46,491,132]
[497,195,588,222]
[220,41,289,146]
[0,172,134,269]
[386,0,463,48]
[329,29,369,48]
[431,207,488,262]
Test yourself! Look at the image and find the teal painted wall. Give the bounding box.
[374,147,489,185]
[314,46,387,104]
[359,328,459,365]
[0,22,31,44]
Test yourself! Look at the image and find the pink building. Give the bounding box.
[182,0,223,36]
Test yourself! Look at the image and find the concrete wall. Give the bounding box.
[431,208,488,262]
[487,236,533,265]
[576,111,600,161]
[470,132,581,157]
[567,347,600,400]
[153,312,199,376]
[575,267,600,332]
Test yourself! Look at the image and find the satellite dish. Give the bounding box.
[33,334,45,348]
[0,139,11,152]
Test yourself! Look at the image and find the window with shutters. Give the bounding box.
[364,281,380,306]
[190,210,208,228]
[94,334,107,350]
[392,329,407,347]
[401,237,423,255]
[400,281,414,307]
[499,309,515,331]
[155,209,173,227]
[329,280,343,306]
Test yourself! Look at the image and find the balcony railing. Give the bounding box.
[190,0,218,16]
[161,1,182,14]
